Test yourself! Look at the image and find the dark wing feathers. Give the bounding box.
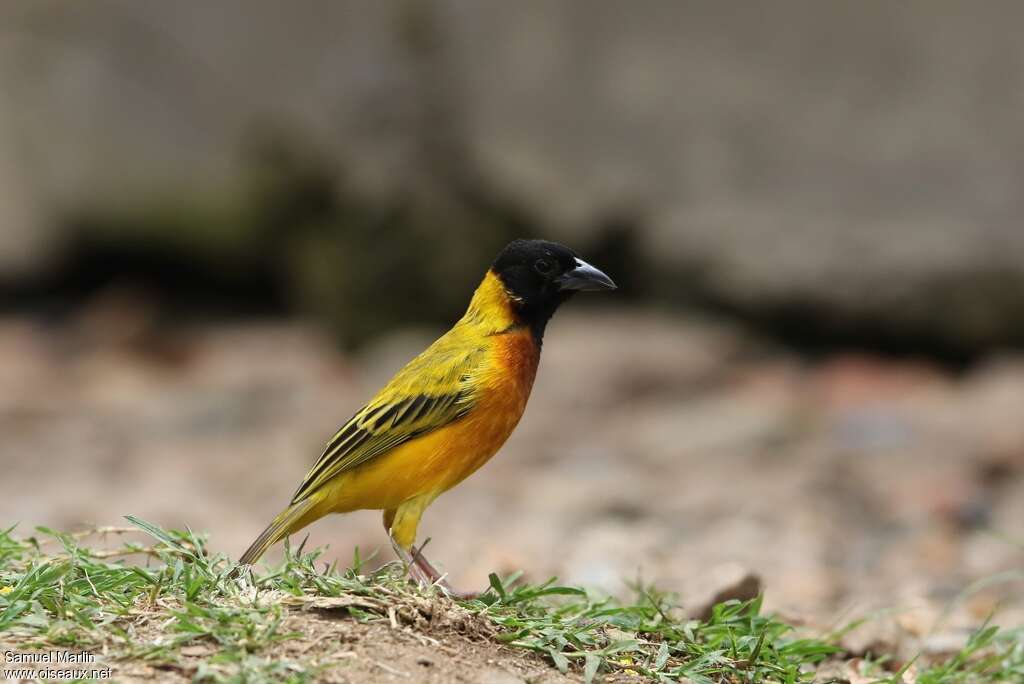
[289,338,485,505]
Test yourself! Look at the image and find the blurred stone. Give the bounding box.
[447,1,1024,353]
[3,2,1024,350]
[895,600,941,637]
[686,564,763,620]
[71,286,161,350]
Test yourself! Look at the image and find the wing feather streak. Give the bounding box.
[288,340,484,505]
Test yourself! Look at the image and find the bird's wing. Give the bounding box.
[289,332,486,504]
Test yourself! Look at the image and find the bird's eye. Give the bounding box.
[533,259,554,275]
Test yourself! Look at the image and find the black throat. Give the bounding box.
[510,291,573,345]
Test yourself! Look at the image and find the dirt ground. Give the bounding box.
[0,589,580,683]
[3,300,1023,657]
[112,599,577,684]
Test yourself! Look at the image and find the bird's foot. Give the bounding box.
[409,544,480,600]
[389,533,479,598]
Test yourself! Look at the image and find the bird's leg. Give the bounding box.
[383,507,435,588]
[385,507,428,581]
[389,532,433,586]
[409,540,450,589]
[408,541,481,598]
[383,507,475,596]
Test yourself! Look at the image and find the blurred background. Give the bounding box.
[2,0,1023,643]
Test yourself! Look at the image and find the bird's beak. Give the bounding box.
[556,257,617,292]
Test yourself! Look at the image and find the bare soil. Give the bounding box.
[111,598,577,684]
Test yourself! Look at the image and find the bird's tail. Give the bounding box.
[238,498,317,566]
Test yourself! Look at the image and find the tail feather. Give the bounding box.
[238,499,316,565]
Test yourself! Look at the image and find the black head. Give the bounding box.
[491,239,615,340]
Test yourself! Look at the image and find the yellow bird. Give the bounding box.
[239,239,615,589]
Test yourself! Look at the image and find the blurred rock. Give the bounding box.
[451,1,1024,353]
[685,564,763,620]
[3,2,1024,350]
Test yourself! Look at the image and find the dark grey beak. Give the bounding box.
[557,257,617,292]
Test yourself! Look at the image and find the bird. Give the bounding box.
[238,239,615,591]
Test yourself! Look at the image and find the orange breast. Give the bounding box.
[320,328,540,513]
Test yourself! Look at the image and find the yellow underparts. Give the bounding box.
[293,271,538,550]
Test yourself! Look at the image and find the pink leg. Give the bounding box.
[410,543,479,599]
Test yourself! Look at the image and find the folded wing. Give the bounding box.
[289,337,485,505]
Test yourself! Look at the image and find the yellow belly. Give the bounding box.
[316,405,513,512]
[318,330,538,514]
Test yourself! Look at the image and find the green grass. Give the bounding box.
[0,519,1021,683]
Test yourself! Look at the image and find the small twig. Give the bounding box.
[436,643,460,657]
[641,587,672,624]
[44,546,164,563]
[372,660,410,678]
[35,526,139,546]
[297,632,340,655]
[409,631,441,647]
[88,546,163,559]
[82,567,101,600]
[432,572,451,591]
